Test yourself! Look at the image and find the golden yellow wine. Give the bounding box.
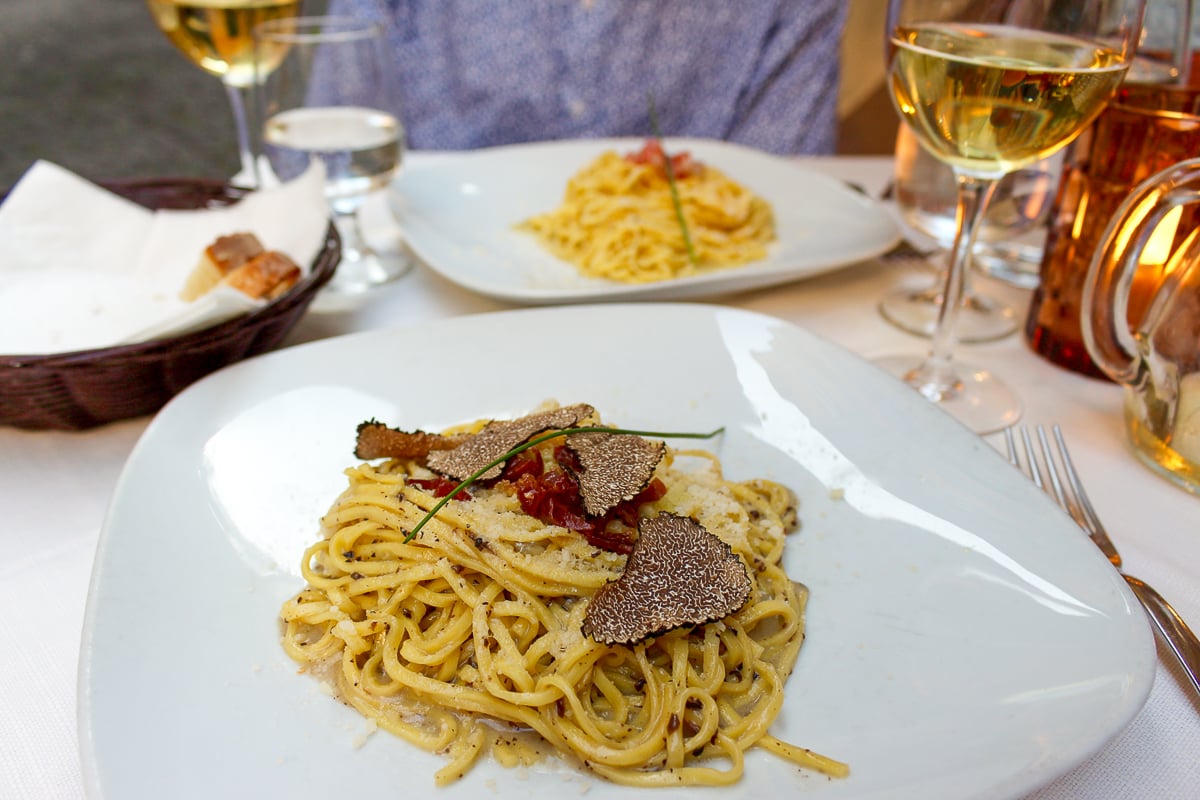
[891,23,1128,176]
[145,0,300,88]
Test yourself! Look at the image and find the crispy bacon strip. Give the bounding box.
[354,421,469,460]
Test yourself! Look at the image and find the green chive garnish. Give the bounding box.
[647,94,699,268]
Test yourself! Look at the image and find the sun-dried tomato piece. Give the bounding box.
[407,476,471,500]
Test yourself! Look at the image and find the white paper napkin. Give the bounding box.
[0,161,330,355]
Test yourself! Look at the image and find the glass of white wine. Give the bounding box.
[879,0,1146,433]
[145,0,301,185]
[255,16,413,308]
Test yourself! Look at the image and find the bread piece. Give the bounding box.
[180,232,265,301]
[220,250,301,300]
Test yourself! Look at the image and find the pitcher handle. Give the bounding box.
[1082,158,1200,385]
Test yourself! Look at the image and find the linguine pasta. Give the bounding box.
[517,144,776,283]
[279,408,846,786]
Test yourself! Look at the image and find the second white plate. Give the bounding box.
[389,138,900,303]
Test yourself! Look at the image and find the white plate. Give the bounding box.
[79,304,1153,799]
[388,139,900,303]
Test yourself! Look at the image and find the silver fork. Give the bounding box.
[1006,424,1200,699]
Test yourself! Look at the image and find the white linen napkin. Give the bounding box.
[0,161,329,355]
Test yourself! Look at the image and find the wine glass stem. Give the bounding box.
[224,81,260,188]
[333,208,372,262]
[925,174,1000,388]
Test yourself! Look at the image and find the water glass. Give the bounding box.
[255,15,413,308]
[893,123,1061,290]
[882,124,1059,343]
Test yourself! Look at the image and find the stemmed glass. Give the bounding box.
[255,16,413,308]
[880,0,1146,433]
[144,0,301,186]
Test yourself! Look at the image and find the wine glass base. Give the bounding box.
[310,248,415,313]
[873,354,1022,435]
[879,285,1019,343]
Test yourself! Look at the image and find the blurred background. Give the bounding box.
[0,0,895,189]
[0,0,241,186]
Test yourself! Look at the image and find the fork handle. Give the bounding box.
[1126,575,1200,698]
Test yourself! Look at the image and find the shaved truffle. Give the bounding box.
[565,431,665,516]
[354,421,468,460]
[582,513,752,646]
[427,403,595,480]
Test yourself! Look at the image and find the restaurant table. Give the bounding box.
[1,155,1197,799]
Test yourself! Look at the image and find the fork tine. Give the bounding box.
[1034,425,1073,519]
[1048,425,1123,566]
[1004,425,1082,528]
[1051,425,1097,531]
[1019,426,1044,490]
[1004,425,1044,488]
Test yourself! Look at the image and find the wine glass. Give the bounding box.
[880,0,1146,433]
[144,0,301,186]
[255,15,413,308]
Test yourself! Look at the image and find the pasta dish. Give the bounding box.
[279,403,846,786]
[518,141,776,283]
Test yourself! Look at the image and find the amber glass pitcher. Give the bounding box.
[1082,158,1200,494]
[1026,71,1200,378]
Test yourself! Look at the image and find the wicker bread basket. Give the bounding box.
[0,177,339,430]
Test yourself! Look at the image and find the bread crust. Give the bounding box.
[221,250,301,299]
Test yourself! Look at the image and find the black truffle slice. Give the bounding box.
[582,512,753,646]
[565,431,665,516]
[426,403,595,480]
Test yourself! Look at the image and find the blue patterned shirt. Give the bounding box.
[328,0,847,154]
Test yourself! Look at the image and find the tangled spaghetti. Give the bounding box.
[280,409,846,786]
[518,142,776,283]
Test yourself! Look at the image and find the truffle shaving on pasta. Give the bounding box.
[279,402,847,786]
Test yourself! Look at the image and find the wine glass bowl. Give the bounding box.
[879,0,1146,433]
[255,16,413,307]
[890,24,1131,175]
[144,0,302,184]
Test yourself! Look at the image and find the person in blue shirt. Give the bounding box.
[327,0,848,154]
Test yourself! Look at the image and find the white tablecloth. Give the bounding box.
[1,156,1197,799]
